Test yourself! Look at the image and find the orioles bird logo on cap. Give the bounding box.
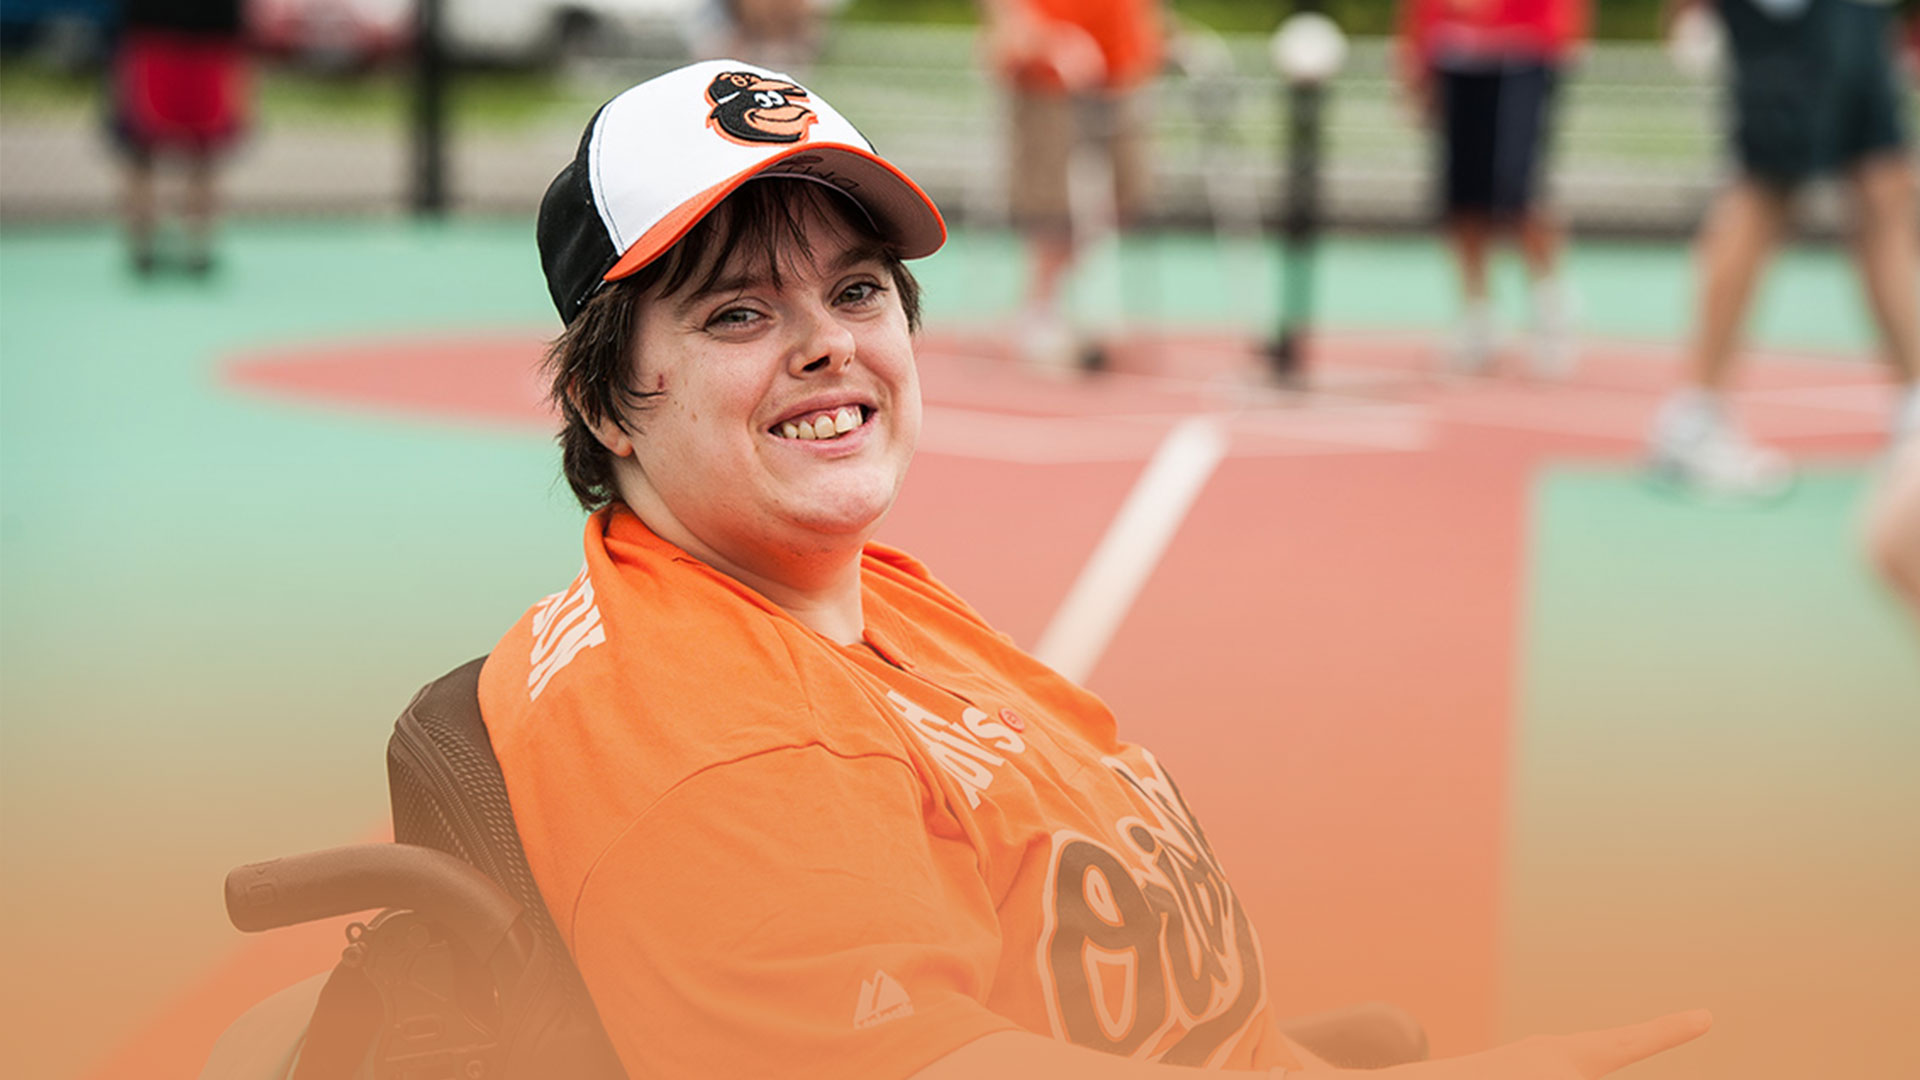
[706,71,818,145]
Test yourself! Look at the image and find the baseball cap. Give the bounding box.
[537,58,947,324]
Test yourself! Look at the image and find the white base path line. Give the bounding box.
[1033,415,1232,684]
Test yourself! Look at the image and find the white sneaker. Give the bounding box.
[1528,279,1579,379]
[1014,304,1078,372]
[1648,421,1793,500]
[1446,303,1496,375]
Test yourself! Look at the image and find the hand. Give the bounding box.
[1398,73,1432,130]
[984,9,1105,91]
[1356,1009,1713,1080]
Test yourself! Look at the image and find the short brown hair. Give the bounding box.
[543,178,923,511]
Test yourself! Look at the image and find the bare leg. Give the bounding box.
[184,151,218,273]
[124,154,157,273]
[1846,152,1919,385]
[1865,443,1920,615]
[1442,213,1496,372]
[1686,177,1793,391]
[1647,177,1796,496]
[1516,207,1563,280]
[1516,206,1579,376]
[1013,227,1079,368]
[1448,212,1492,303]
[1026,229,1073,314]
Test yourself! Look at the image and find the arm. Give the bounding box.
[976,0,1105,90]
[912,1011,1711,1079]
[1866,442,1920,615]
[1394,0,1433,126]
[1662,0,1703,37]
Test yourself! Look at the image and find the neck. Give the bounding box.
[628,503,870,645]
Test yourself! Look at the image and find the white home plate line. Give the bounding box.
[1032,416,1231,684]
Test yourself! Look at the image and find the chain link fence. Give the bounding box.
[3,21,1909,234]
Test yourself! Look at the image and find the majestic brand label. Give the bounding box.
[853,969,914,1029]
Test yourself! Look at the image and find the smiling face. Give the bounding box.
[588,184,922,589]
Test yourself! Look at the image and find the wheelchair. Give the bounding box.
[201,659,1430,1079]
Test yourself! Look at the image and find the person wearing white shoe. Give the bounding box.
[1649,0,1919,496]
[1648,387,1795,498]
[1399,0,1590,378]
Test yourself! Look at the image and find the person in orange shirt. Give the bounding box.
[484,58,1711,1079]
[979,0,1164,370]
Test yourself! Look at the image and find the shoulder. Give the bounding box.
[861,542,1004,636]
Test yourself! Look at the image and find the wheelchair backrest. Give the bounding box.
[385,656,627,1078]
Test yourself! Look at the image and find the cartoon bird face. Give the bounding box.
[706,72,818,145]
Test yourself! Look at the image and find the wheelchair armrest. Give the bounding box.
[1278,1000,1429,1069]
[225,842,536,981]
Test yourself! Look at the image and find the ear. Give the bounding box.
[583,406,636,459]
[566,380,636,459]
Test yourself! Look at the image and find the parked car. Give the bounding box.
[249,0,413,69]
[0,0,113,68]
[248,0,708,70]
[444,0,704,66]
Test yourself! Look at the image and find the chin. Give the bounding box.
[782,484,897,541]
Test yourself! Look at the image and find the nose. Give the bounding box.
[789,303,857,377]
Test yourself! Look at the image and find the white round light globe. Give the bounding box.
[1270,12,1348,85]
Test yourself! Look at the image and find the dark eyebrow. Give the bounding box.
[678,270,764,310]
[673,239,890,315]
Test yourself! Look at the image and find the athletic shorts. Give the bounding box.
[1434,62,1562,218]
[1718,0,1911,185]
[111,29,247,159]
[1008,87,1152,232]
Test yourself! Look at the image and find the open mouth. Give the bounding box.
[771,404,868,442]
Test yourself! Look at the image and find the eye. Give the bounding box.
[837,280,885,307]
[706,305,763,330]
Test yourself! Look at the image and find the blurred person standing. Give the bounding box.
[109,0,249,276]
[1398,0,1590,378]
[696,0,828,73]
[980,0,1165,371]
[1648,0,1919,496]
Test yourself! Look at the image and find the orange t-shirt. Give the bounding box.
[480,507,1298,1079]
[1005,0,1164,91]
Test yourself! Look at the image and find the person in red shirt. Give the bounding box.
[109,0,249,276]
[979,0,1164,370]
[487,57,1711,1079]
[1398,0,1589,377]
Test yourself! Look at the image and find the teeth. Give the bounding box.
[775,406,864,441]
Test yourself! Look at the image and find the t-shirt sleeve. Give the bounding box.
[567,744,1020,1080]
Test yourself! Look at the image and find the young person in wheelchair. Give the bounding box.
[406,59,1711,1080]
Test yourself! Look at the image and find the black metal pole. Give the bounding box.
[412,0,448,216]
[1269,0,1328,383]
